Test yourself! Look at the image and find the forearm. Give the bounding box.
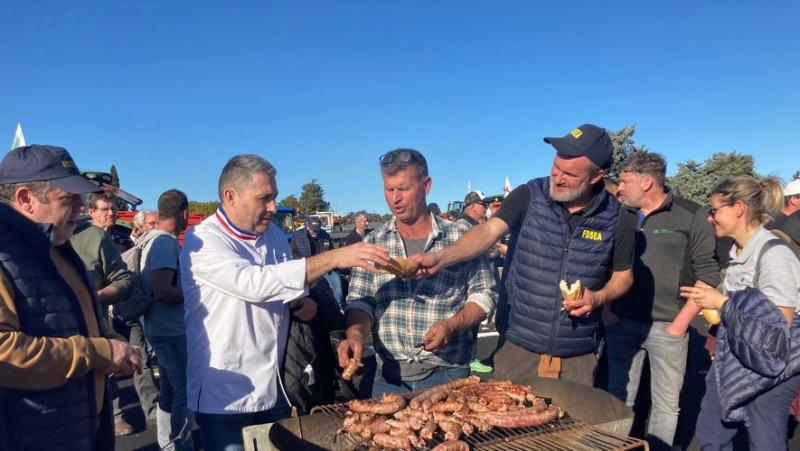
[440,218,508,268]
[0,331,113,390]
[344,308,373,341]
[153,286,184,304]
[444,302,487,334]
[596,269,633,306]
[306,251,338,285]
[97,286,121,306]
[667,301,701,334]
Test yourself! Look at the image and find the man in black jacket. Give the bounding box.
[609,152,720,451]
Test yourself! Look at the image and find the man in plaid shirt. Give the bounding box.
[337,148,497,397]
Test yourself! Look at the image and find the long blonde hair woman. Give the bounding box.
[680,175,800,450]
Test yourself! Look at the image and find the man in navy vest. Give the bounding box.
[413,124,637,387]
[0,144,143,450]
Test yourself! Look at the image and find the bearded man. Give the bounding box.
[413,124,637,386]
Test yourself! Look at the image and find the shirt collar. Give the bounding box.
[215,206,257,241]
[380,213,444,243]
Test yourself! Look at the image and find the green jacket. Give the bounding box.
[70,221,133,302]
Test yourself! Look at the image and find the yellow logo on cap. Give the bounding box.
[61,160,77,169]
[581,229,602,241]
[570,128,583,139]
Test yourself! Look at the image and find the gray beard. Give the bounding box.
[550,179,592,203]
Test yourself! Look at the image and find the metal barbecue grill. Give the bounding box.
[244,377,647,450]
[310,396,646,451]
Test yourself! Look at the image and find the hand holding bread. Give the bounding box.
[379,257,420,277]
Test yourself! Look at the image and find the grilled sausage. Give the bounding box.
[341,358,361,381]
[438,420,463,441]
[373,432,411,450]
[349,393,407,415]
[482,404,562,428]
[409,376,480,409]
[432,440,470,451]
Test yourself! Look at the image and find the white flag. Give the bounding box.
[467,181,471,193]
[11,123,26,150]
[504,176,512,197]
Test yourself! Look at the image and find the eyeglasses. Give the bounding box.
[379,150,427,169]
[707,203,733,217]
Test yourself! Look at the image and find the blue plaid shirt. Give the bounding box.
[344,214,497,367]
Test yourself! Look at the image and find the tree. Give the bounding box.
[279,194,301,211]
[792,171,800,181]
[109,164,129,211]
[299,179,330,214]
[188,201,219,216]
[671,151,757,206]
[607,124,650,180]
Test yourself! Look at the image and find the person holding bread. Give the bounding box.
[609,152,720,451]
[412,124,637,387]
[337,148,497,396]
[680,176,800,451]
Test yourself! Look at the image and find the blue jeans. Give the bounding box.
[148,335,194,451]
[606,319,688,451]
[371,365,470,398]
[697,363,800,450]
[195,394,291,451]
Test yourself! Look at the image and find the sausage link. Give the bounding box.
[483,405,561,428]
[373,432,411,450]
[349,393,407,415]
[341,358,361,381]
[432,440,470,451]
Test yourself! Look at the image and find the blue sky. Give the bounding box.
[2,1,797,214]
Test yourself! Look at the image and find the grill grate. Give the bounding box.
[312,395,647,451]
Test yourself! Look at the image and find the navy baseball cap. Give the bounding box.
[544,124,614,169]
[307,216,322,232]
[0,144,103,194]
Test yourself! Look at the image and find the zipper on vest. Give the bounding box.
[547,229,571,354]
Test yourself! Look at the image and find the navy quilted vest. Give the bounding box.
[0,201,100,450]
[293,229,332,258]
[505,177,620,357]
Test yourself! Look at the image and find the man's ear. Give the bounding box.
[222,187,237,206]
[14,187,35,213]
[589,169,605,186]
[641,176,654,192]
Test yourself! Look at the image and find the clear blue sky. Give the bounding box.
[2,1,797,214]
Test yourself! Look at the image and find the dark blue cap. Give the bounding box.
[0,144,103,194]
[307,216,322,232]
[544,124,613,169]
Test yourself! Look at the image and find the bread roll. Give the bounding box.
[559,279,582,301]
[379,257,420,277]
[701,308,721,326]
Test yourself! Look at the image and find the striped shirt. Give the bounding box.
[345,214,497,368]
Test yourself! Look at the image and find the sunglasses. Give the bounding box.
[707,203,733,217]
[379,150,427,169]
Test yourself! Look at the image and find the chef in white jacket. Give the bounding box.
[180,154,388,451]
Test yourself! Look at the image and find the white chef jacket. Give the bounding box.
[180,208,307,413]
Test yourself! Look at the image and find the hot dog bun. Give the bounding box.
[701,308,721,326]
[379,257,420,277]
[559,279,582,301]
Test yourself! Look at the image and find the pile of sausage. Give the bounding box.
[339,376,563,450]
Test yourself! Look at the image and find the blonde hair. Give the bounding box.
[711,175,784,224]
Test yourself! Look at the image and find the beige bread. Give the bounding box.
[701,308,721,326]
[379,257,420,277]
[559,279,582,301]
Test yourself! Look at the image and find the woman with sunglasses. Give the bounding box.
[680,175,800,450]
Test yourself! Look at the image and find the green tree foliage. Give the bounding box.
[299,179,330,214]
[189,201,220,216]
[279,194,301,211]
[607,124,650,180]
[109,164,129,211]
[671,151,757,206]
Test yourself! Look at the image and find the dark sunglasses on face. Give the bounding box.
[707,203,733,217]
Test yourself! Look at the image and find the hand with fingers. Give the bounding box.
[108,339,143,376]
[679,280,728,310]
[337,335,365,368]
[421,320,456,352]
[288,296,317,322]
[407,251,445,278]
[335,243,390,274]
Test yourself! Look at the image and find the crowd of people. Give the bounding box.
[0,123,798,451]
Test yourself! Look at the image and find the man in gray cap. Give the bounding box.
[0,144,143,450]
[413,124,637,386]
